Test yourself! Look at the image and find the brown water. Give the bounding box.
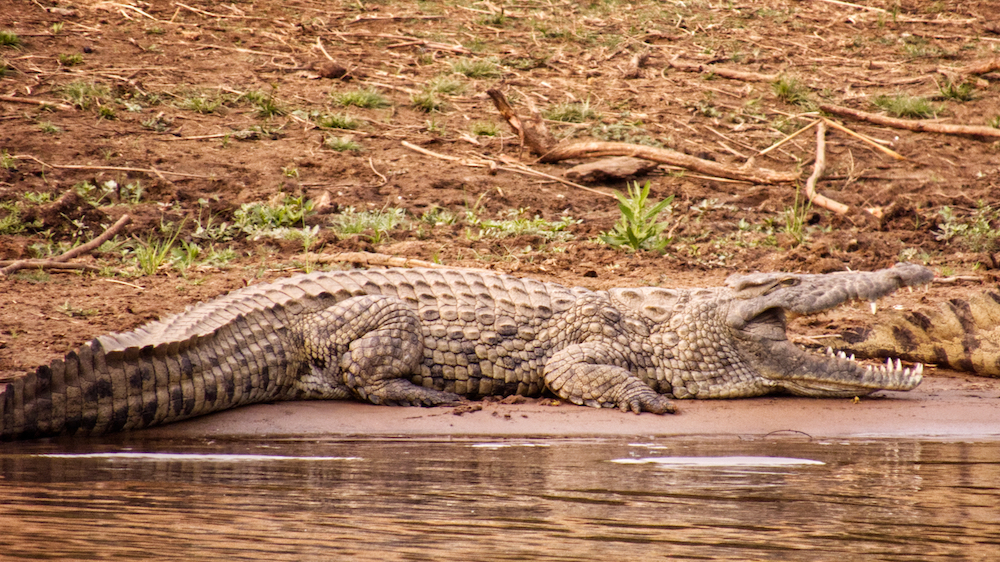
[1,437,998,561]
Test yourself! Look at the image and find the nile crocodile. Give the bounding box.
[1,264,932,440]
[830,290,1000,377]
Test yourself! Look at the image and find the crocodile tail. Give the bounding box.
[835,291,1000,377]
[1,306,300,441]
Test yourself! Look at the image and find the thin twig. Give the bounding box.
[821,118,906,160]
[0,214,131,276]
[813,0,887,12]
[820,104,1000,140]
[667,56,779,82]
[13,154,216,178]
[804,122,849,215]
[368,157,388,186]
[315,37,334,62]
[495,160,617,199]
[759,120,819,156]
[0,95,75,111]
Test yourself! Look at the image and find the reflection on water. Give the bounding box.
[2,437,998,561]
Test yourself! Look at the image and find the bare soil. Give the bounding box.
[2,0,1000,385]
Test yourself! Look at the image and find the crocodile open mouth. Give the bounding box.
[765,337,924,398]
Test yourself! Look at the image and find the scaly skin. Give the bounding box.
[1,264,933,440]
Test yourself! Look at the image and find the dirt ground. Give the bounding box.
[2,0,1000,388]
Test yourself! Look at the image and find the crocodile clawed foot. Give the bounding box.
[364,380,463,407]
[618,391,676,415]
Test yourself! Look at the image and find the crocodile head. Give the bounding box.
[609,263,933,399]
[721,263,933,398]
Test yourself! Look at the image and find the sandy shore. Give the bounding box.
[136,372,1000,441]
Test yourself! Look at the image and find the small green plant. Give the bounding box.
[117,180,144,204]
[425,118,445,134]
[332,206,406,244]
[600,181,675,252]
[147,26,165,35]
[331,87,389,109]
[39,121,62,134]
[990,115,1000,129]
[282,224,321,252]
[939,80,974,102]
[316,112,360,130]
[542,100,597,123]
[57,301,97,318]
[427,76,465,95]
[772,75,812,107]
[935,203,1000,252]
[411,90,443,112]
[58,53,83,66]
[59,81,112,110]
[281,165,299,178]
[171,240,202,271]
[324,135,362,152]
[24,191,53,204]
[420,206,459,226]
[450,57,502,79]
[51,22,64,34]
[0,203,25,235]
[1,149,17,170]
[234,196,314,233]
[470,121,500,136]
[872,93,940,119]
[0,30,21,47]
[783,187,811,245]
[141,114,173,132]
[469,209,578,242]
[179,94,222,114]
[131,223,183,276]
[97,105,116,120]
[239,88,287,118]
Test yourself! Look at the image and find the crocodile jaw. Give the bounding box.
[751,337,924,397]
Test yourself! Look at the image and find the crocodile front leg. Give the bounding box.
[290,295,462,407]
[543,342,675,414]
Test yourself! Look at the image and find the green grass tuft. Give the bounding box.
[331,87,389,109]
[542,100,598,123]
[451,57,502,79]
[872,93,940,119]
[0,30,21,47]
[324,135,363,151]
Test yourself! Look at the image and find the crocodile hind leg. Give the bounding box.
[543,342,675,414]
[289,295,461,407]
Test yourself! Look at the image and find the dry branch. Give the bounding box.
[542,142,799,184]
[0,95,75,111]
[0,214,131,276]
[804,122,848,215]
[820,104,1000,140]
[486,89,559,157]
[667,57,779,82]
[0,261,102,272]
[486,89,797,184]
